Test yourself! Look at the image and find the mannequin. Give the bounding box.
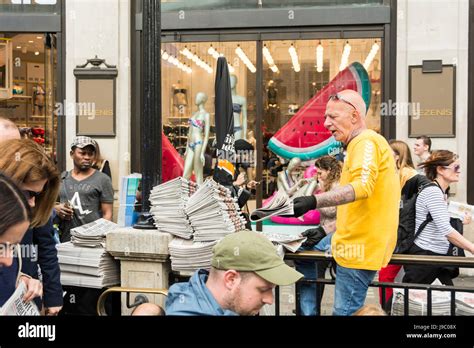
[230,75,247,140]
[183,92,211,185]
[33,84,45,116]
[267,80,278,108]
[277,157,311,197]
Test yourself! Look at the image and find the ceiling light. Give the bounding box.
[28,40,34,43]
[235,45,256,73]
[339,41,351,71]
[263,45,279,73]
[363,41,380,70]
[316,41,324,73]
[36,36,43,40]
[35,51,40,56]
[289,44,300,72]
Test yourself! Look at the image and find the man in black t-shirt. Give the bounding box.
[55,136,117,316]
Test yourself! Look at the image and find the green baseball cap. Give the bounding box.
[211,230,303,286]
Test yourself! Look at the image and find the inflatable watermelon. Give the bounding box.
[162,131,185,182]
[268,62,371,161]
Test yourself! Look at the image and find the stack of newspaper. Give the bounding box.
[168,238,218,272]
[186,179,247,242]
[149,177,198,239]
[70,218,118,248]
[455,292,474,315]
[391,280,452,315]
[57,242,120,289]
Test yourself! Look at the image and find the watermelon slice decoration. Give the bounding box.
[162,131,185,183]
[268,62,371,161]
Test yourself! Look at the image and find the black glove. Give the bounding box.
[292,195,317,217]
[301,225,326,249]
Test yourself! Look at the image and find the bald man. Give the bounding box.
[289,90,400,316]
[0,117,20,141]
[131,303,165,316]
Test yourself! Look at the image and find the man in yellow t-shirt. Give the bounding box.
[291,89,400,316]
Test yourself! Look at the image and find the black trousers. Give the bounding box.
[60,286,121,316]
[402,244,454,286]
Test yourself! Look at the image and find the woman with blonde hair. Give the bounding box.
[0,140,60,228]
[0,139,62,315]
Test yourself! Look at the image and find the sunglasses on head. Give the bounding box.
[328,93,357,111]
[22,189,42,200]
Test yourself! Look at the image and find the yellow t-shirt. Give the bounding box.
[331,129,400,270]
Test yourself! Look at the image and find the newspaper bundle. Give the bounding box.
[455,292,474,315]
[149,177,198,239]
[57,242,120,289]
[168,237,218,272]
[70,218,118,248]
[391,279,452,315]
[0,281,40,316]
[250,191,294,222]
[261,232,307,253]
[186,179,247,242]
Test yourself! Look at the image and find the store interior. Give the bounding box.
[0,33,57,157]
[161,38,382,196]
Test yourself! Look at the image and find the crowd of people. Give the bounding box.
[0,87,473,317]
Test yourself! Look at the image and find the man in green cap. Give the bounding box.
[165,230,303,316]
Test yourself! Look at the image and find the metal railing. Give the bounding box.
[96,287,168,316]
[282,251,474,316]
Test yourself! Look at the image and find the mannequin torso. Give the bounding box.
[183,92,211,184]
[230,75,247,140]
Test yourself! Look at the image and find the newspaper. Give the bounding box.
[448,201,474,220]
[261,232,306,253]
[0,281,40,316]
[250,191,294,222]
[70,218,118,248]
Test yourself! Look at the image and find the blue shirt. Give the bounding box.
[165,269,238,316]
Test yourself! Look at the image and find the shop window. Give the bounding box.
[161,38,381,199]
[161,41,257,184]
[0,33,57,157]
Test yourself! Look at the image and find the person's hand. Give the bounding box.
[55,203,73,221]
[301,226,326,249]
[234,173,246,187]
[19,276,42,303]
[292,195,317,217]
[463,212,472,225]
[246,180,259,190]
[45,306,62,316]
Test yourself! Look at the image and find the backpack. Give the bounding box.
[395,182,438,254]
